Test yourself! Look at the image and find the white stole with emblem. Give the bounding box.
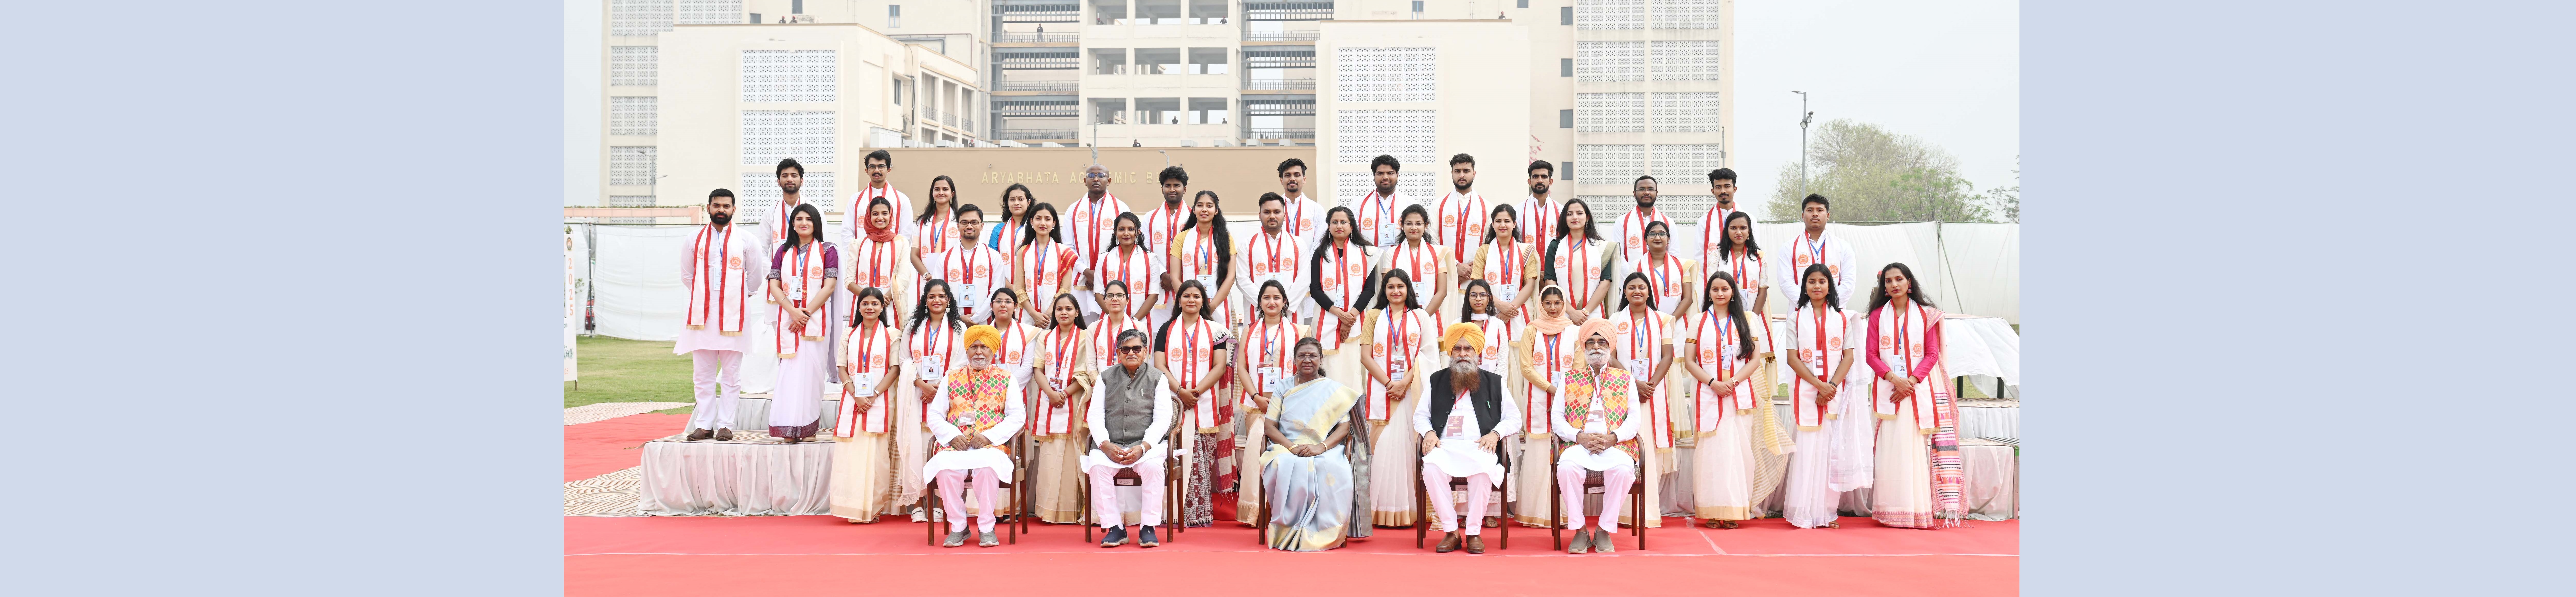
[686,224,750,335]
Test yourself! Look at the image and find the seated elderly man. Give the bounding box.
[1416,323,1519,554]
[1553,318,1642,554]
[1084,329,1175,548]
[922,324,1027,548]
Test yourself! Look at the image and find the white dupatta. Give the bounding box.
[774,242,831,356]
[686,223,749,335]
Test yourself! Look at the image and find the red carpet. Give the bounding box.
[567,515,2015,595]
[564,412,690,481]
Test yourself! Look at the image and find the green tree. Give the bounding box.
[1767,119,1995,222]
[1985,159,2020,223]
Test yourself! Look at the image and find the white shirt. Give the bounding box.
[1235,229,1307,318]
[927,244,1007,324]
[1549,366,1643,471]
[1777,228,1861,309]
[1411,367,1522,483]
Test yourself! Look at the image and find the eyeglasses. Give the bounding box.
[1102,292,1127,299]
[1086,173,1108,179]
[1117,345,1147,354]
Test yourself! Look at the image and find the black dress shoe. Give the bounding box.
[686,428,714,441]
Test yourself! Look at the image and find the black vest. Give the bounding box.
[1426,367,1505,440]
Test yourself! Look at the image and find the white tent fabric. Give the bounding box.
[1754,222,2017,324]
[591,224,778,393]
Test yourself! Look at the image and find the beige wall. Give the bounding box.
[840,146,1318,217]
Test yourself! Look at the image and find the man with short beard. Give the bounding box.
[1615,175,1673,262]
[926,203,1006,324]
[922,325,1028,548]
[676,188,768,441]
[1414,323,1518,554]
[1691,168,1742,268]
[1515,161,1562,245]
[1276,158,1327,248]
[1429,154,1487,264]
[1552,318,1643,554]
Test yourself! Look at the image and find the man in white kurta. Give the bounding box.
[1084,329,1176,548]
[1614,176,1675,264]
[1554,319,1643,554]
[1689,168,1743,269]
[1237,194,1307,321]
[927,204,1007,325]
[1430,154,1489,266]
[922,325,1027,547]
[676,189,768,441]
[1276,158,1328,250]
[1415,324,1520,554]
[1516,160,1562,247]
[1064,164,1132,315]
[1776,195,1862,309]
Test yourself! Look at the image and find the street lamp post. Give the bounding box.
[1792,91,1811,200]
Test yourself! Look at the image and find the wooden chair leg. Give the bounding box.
[924,479,940,546]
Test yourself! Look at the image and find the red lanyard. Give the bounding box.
[1260,233,1287,275]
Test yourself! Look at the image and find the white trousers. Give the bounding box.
[1421,468,1495,535]
[935,468,1002,533]
[688,350,743,430]
[1086,458,1168,529]
[1555,460,1636,531]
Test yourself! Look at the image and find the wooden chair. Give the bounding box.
[1081,424,1186,543]
[1547,447,1647,551]
[1415,447,1510,550]
[923,433,1027,546]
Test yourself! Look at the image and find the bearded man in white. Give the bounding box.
[1415,323,1519,554]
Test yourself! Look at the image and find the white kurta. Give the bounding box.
[928,245,1007,325]
[922,368,1029,477]
[1061,193,1131,273]
[1552,370,1644,472]
[1081,372,1177,471]
[1614,252,1697,317]
[675,223,768,355]
[1412,376,1522,485]
[1776,229,1861,310]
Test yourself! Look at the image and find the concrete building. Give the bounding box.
[584,0,1732,225]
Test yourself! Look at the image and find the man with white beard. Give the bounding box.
[1552,318,1643,554]
[676,188,767,441]
[922,325,1028,548]
[1414,323,1518,554]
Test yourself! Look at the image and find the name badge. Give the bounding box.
[1256,272,1286,288]
[1259,366,1286,394]
[1445,411,1471,440]
[1194,274,1217,293]
[955,282,987,309]
[1625,358,1652,376]
[852,372,881,396]
[915,357,942,381]
[1549,371,1565,393]
[1493,283,1517,303]
[1412,281,1432,302]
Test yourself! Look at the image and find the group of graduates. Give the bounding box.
[673,148,1969,553]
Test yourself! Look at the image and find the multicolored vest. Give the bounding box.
[935,367,1013,453]
[1561,364,1641,461]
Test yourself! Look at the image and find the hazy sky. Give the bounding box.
[1730,0,2020,212]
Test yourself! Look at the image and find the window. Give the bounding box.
[611,96,658,136]
[610,0,673,37]
[1093,0,1128,24]
[1135,48,1181,74]
[888,5,901,28]
[1519,0,1530,7]
[1559,161,1573,182]
[610,46,658,86]
[1138,0,1180,24]
[610,146,656,186]
[1188,0,1227,24]
[1093,98,1128,124]
[1188,98,1228,124]
[1093,48,1129,74]
[1188,48,1228,74]
[892,77,905,104]
[748,13,761,23]
[1561,58,1573,77]
[1560,6,1572,25]
[1411,1,1424,13]
[1558,109,1573,128]
[740,49,836,103]
[792,0,803,13]
[1136,98,1181,124]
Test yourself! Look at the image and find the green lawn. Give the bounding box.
[564,336,697,413]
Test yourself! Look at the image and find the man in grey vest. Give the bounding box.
[1084,329,1176,548]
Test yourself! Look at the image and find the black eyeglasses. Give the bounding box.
[1117,345,1147,354]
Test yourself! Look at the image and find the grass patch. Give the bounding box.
[564,336,697,410]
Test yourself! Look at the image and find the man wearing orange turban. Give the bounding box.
[922,325,1026,548]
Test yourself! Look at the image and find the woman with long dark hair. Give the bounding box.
[1781,264,1860,529]
[1544,198,1617,323]
[1029,292,1097,525]
[1378,204,1453,327]
[1468,204,1542,328]
[1232,279,1301,525]
[1092,212,1162,323]
[1608,271,1676,528]
[1713,210,1770,315]
[830,287,913,522]
[1166,190,1238,328]
[1154,280,1232,528]
[766,203,839,443]
[1357,268,1433,528]
[1307,206,1377,392]
[1013,201,1078,323]
[1677,271,1776,528]
[1861,262,1957,529]
[988,183,1034,251]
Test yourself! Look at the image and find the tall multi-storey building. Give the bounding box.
[586,0,1729,223]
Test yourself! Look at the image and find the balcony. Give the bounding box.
[995,31,1079,43]
[1002,128,1079,140]
[1241,30,1319,41]
[1247,128,1315,139]
[995,80,1080,91]
[1242,77,1315,90]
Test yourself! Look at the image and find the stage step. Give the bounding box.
[637,428,835,516]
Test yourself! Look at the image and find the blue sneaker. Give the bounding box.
[1138,526,1160,548]
[1099,526,1128,547]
